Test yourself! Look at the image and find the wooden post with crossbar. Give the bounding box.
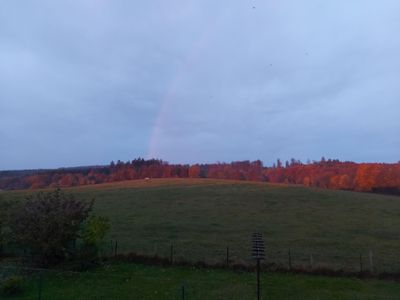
[252,233,265,300]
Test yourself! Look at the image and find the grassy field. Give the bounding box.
[4,262,400,300]
[3,178,400,272]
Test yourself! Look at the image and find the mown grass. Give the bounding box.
[6,262,400,300]
[3,178,400,272]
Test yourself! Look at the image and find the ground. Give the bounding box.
[4,262,400,299]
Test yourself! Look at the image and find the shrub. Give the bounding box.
[0,198,16,257]
[80,216,110,247]
[78,216,110,263]
[10,189,94,266]
[1,276,23,296]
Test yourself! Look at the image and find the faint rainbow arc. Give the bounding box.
[146,30,213,160]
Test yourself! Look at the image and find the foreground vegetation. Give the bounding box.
[3,179,400,273]
[3,262,400,299]
[0,189,109,267]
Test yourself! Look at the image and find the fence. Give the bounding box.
[93,240,400,276]
[2,240,400,276]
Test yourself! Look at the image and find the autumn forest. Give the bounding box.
[1,158,400,195]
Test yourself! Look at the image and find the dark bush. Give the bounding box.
[1,275,23,296]
[79,215,110,258]
[0,198,16,257]
[10,189,94,266]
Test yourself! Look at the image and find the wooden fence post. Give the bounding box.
[37,272,43,300]
[181,282,186,300]
[114,240,118,257]
[310,254,314,269]
[369,250,373,273]
[226,247,230,267]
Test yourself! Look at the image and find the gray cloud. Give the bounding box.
[1,0,399,169]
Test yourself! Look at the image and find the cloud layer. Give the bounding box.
[1,1,399,169]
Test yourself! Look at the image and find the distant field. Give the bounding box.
[3,178,400,272]
[4,262,400,300]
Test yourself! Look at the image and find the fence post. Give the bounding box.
[359,254,363,273]
[181,282,186,300]
[37,272,43,300]
[226,247,229,267]
[251,233,265,300]
[114,240,118,257]
[257,259,261,300]
[288,249,292,270]
[170,244,174,264]
[369,250,373,273]
[310,254,314,269]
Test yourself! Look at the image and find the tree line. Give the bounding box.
[1,158,400,194]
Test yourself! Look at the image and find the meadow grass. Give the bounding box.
[6,262,400,300]
[3,178,400,272]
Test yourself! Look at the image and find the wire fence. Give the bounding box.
[2,240,400,275]
[93,240,400,275]
[1,238,400,300]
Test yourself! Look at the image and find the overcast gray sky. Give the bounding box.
[1,1,399,170]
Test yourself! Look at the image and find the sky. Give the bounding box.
[1,1,399,170]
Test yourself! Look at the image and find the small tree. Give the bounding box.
[10,189,94,266]
[79,216,110,263]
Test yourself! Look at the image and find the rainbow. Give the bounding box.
[146,28,214,159]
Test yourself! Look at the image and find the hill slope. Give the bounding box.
[3,178,400,272]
